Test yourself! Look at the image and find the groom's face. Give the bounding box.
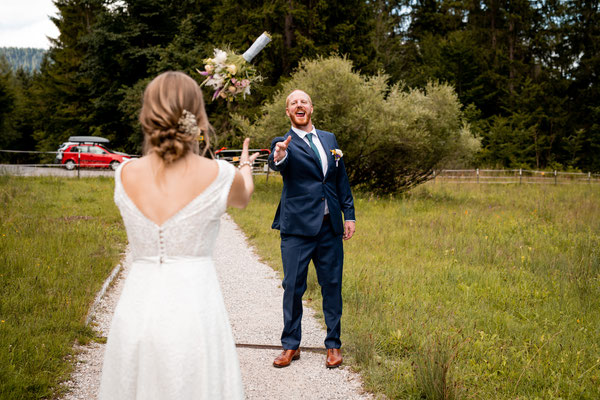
[286,91,313,130]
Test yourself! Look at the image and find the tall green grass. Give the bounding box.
[229,177,600,399]
[0,175,126,399]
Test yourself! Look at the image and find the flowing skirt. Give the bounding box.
[99,256,244,400]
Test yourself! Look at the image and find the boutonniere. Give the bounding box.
[330,149,343,167]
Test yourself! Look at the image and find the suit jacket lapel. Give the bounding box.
[316,130,333,178]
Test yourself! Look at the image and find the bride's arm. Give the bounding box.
[228,138,259,209]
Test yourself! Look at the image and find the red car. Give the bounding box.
[56,137,132,171]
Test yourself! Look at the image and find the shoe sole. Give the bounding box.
[273,354,300,368]
[326,362,342,369]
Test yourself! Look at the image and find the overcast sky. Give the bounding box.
[0,1,59,49]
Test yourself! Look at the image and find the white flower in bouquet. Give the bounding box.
[226,64,237,75]
[213,49,227,65]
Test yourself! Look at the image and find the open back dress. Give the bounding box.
[99,159,244,400]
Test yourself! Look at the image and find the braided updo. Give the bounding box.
[140,71,210,163]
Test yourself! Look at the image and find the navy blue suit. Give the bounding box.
[268,128,355,349]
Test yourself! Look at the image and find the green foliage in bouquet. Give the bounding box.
[234,56,480,194]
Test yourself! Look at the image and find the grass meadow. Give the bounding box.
[229,177,600,399]
[1,172,598,399]
[0,175,125,399]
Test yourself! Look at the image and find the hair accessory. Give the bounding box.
[178,110,200,136]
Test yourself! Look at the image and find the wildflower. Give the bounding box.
[204,64,214,74]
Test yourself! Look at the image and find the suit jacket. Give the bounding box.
[268,128,355,237]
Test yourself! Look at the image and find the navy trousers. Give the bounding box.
[280,217,344,350]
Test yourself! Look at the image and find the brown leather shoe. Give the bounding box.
[273,349,301,368]
[326,348,343,368]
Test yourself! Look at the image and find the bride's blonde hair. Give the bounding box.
[140,71,210,163]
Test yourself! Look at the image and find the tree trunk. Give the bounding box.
[508,18,515,95]
[490,0,497,52]
[283,0,294,74]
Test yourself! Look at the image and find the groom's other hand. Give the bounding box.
[273,136,292,162]
[343,221,355,240]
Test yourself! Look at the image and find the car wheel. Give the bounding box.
[110,161,120,171]
[65,160,76,171]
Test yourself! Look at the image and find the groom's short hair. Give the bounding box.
[286,90,312,107]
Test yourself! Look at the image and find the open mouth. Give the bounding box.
[295,110,306,117]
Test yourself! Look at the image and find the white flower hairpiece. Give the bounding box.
[178,110,200,136]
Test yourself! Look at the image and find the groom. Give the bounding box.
[268,89,355,368]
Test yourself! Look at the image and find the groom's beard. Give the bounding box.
[289,108,312,130]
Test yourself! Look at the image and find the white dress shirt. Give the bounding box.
[291,126,328,176]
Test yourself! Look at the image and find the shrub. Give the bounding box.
[234,56,479,193]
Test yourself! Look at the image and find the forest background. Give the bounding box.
[0,0,599,174]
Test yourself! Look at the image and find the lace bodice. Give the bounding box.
[114,159,236,261]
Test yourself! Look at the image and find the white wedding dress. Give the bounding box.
[99,159,244,400]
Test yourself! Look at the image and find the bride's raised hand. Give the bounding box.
[229,138,259,209]
[239,138,260,169]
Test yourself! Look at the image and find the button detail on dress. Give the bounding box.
[158,228,165,264]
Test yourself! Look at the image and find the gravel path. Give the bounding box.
[61,215,373,399]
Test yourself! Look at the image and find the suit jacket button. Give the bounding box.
[321,197,325,201]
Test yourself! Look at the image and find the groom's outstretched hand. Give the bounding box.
[273,136,292,163]
[343,221,355,241]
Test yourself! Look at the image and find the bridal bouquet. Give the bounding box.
[198,32,271,102]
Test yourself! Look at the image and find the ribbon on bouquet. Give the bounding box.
[243,32,272,63]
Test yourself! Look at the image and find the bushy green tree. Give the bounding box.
[235,56,478,193]
[0,57,16,151]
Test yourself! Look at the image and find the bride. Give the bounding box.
[99,71,258,399]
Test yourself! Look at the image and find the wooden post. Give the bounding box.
[589,172,591,184]
[77,151,80,179]
[519,168,522,184]
[266,163,270,182]
[476,168,479,184]
[554,170,557,185]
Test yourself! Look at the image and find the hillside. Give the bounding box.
[0,47,46,72]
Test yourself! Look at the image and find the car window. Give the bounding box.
[90,146,108,154]
[68,146,80,153]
